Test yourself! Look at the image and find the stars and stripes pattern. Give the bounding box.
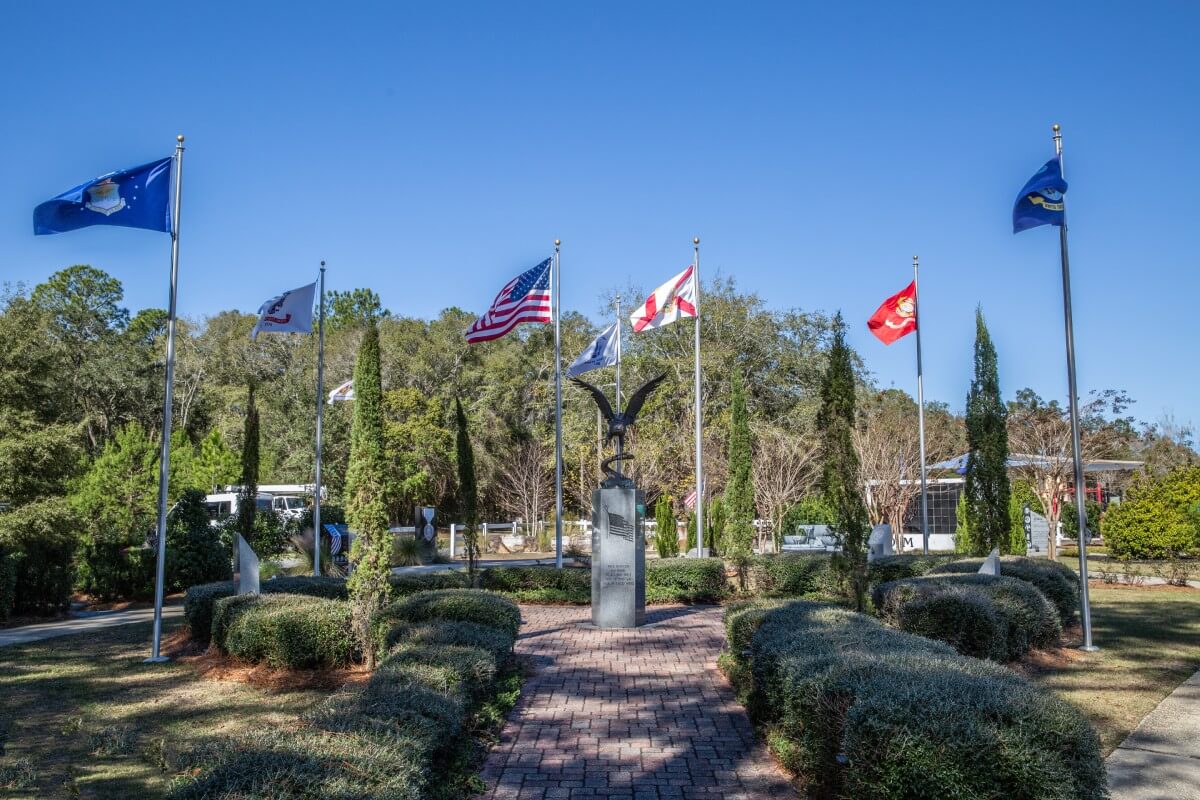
[465,258,553,343]
[684,489,698,510]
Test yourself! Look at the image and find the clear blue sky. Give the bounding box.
[3,2,1197,428]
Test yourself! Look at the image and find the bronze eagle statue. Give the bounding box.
[571,372,668,482]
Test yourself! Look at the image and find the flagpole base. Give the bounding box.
[143,655,171,664]
[1078,645,1100,653]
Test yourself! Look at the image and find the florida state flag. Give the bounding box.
[867,281,917,344]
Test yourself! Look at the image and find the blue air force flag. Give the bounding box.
[1013,155,1068,233]
[34,157,173,235]
[566,323,619,378]
[250,282,317,340]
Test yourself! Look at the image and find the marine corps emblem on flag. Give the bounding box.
[868,280,918,345]
[84,179,126,216]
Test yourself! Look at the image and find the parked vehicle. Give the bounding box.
[203,492,275,525]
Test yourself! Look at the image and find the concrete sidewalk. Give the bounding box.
[0,604,183,648]
[1107,667,1200,800]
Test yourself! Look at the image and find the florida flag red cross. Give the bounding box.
[867,280,918,345]
[630,265,697,332]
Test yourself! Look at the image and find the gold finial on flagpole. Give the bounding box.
[1052,123,1060,133]
[554,239,561,247]
[176,134,185,142]
[693,236,700,245]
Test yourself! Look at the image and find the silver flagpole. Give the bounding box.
[313,262,326,577]
[913,256,930,555]
[1053,123,1097,651]
[146,134,185,664]
[554,241,564,569]
[615,294,622,414]
[692,236,704,555]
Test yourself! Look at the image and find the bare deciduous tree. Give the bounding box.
[855,390,959,552]
[1006,389,1131,560]
[497,438,553,542]
[752,424,819,550]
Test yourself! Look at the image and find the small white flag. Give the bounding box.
[250,282,317,340]
[631,265,698,332]
[566,323,618,378]
[327,379,354,404]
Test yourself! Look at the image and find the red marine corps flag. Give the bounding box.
[867,280,917,345]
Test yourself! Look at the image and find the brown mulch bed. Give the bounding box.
[161,625,369,693]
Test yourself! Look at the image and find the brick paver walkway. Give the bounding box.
[480,605,798,799]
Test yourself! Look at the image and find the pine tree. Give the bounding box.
[817,313,871,610]
[654,494,678,558]
[964,308,1011,555]
[723,369,755,559]
[237,384,260,549]
[454,397,480,577]
[706,497,726,555]
[195,429,239,493]
[345,323,392,667]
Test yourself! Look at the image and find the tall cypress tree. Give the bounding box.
[454,397,480,578]
[723,369,755,559]
[817,313,871,610]
[345,322,391,667]
[964,307,1011,555]
[237,384,259,550]
[654,494,678,558]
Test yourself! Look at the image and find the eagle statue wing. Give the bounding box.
[570,376,615,421]
[622,372,668,424]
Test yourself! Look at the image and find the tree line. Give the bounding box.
[0,264,1194,615]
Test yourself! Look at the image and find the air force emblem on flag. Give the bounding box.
[84,179,126,216]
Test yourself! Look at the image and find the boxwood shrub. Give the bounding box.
[478,565,591,602]
[212,593,356,669]
[873,574,1061,661]
[865,553,958,586]
[931,556,1079,626]
[743,553,838,597]
[723,600,1106,799]
[646,557,727,602]
[170,590,520,800]
[375,589,522,643]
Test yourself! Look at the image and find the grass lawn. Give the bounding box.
[1054,553,1200,581]
[0,619,325,799]
[1025,585,1200,754]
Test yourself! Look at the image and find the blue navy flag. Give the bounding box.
[34,157,173,235]
[566,322,618,377]
[1013,155,1068,233]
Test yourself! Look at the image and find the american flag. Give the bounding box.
[684,490,698,510]
[465,258,553,343]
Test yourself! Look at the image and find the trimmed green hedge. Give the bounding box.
[170,590,520,800]
[744,553,838,597]
[211,593,356,669]
[646,557,727,602]
[478,565,590,602]
[865,554,958,585]
[873,574,1061,661]
[374,589,522,648]
[723,600,1106,799]
[930,556,1080,626]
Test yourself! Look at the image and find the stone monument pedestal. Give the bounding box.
[591,482,645,628]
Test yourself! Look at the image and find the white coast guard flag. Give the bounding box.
[327,379,354,404]
[250,282,317,340]
[631,265,697,332]
[566,323,618,378]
